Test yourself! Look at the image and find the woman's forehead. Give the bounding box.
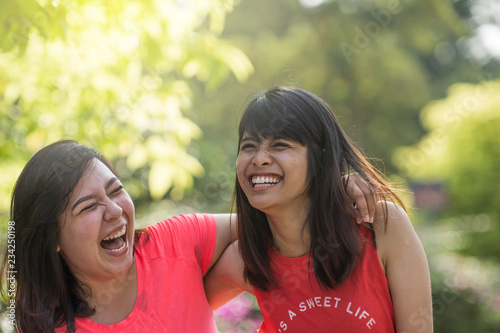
[241,131,290,142]
[69,160,114,194]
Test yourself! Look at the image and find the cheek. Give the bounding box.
[119,194,135,218]
[59,230,95,263]
[237,176,248,196]
[60,225,94,247]
[288,157,310,187]
[236,156,246,178]
[59,216,100,249]
[235,161,249,194]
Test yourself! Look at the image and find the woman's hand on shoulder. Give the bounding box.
[373,201,433,333]
[345,172,377,224]
[203,241,252,310]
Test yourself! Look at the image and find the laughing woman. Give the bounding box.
[205,87,433,332]
[0,140,374,332]
[0,141,236,332]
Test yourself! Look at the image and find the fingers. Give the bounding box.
[348,182,370,223]
[346,173,377,224]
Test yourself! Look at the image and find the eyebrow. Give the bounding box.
[240,136,257,143]
[240,136,289,143]
[71,177,118,212]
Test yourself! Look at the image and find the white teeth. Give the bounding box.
[103,226,126,241]
[252,176,280,184]
[104,238,126,252]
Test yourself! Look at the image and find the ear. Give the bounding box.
[56,244,61,252]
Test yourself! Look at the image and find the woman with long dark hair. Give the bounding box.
[205,86,433,332]
[0,139,374,332]
[0,140,235,332]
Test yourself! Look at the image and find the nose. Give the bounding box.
[252,148,272,167]
[103,199,123,221]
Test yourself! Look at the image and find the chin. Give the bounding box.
[249,202,272,214]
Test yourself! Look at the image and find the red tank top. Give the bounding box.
[253,225,395,332]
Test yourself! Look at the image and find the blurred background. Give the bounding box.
[1,0,499,331]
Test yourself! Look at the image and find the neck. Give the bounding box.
[83,261,138,324]
[266,207,311,258]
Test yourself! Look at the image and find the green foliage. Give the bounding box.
[432,273,499,333]
[459,228,500,259]
[395,80,500,216]
[0,0,253,220]
[415,214,500,331]
[0,0,66,55]
[395,80,500,263]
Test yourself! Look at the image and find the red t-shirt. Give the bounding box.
[56,213,217,332]
[253,225,395,332]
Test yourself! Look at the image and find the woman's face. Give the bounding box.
[57,159,135,282]
[236,133,311,214]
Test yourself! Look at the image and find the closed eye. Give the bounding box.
[80,203,97,213]
[274,142,289,147]
[111,185,124,195]
[271,141,291,149]
[240,143,256,151]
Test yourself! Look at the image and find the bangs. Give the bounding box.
[238,94,309,145]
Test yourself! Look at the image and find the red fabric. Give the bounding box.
[253,225,395,333]
[56,213,217,332]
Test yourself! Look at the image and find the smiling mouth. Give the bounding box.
[101,226,127,252]
[251,175,281,188]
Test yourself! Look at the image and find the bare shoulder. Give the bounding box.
[372,200,413,237]
[371,201,421,267]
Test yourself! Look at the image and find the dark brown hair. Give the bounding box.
[235,87,405,291]
[0,140,144,332]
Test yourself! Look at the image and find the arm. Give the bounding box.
[373,202,433,332]
[204,241,253,309]
[205,214,238,274]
